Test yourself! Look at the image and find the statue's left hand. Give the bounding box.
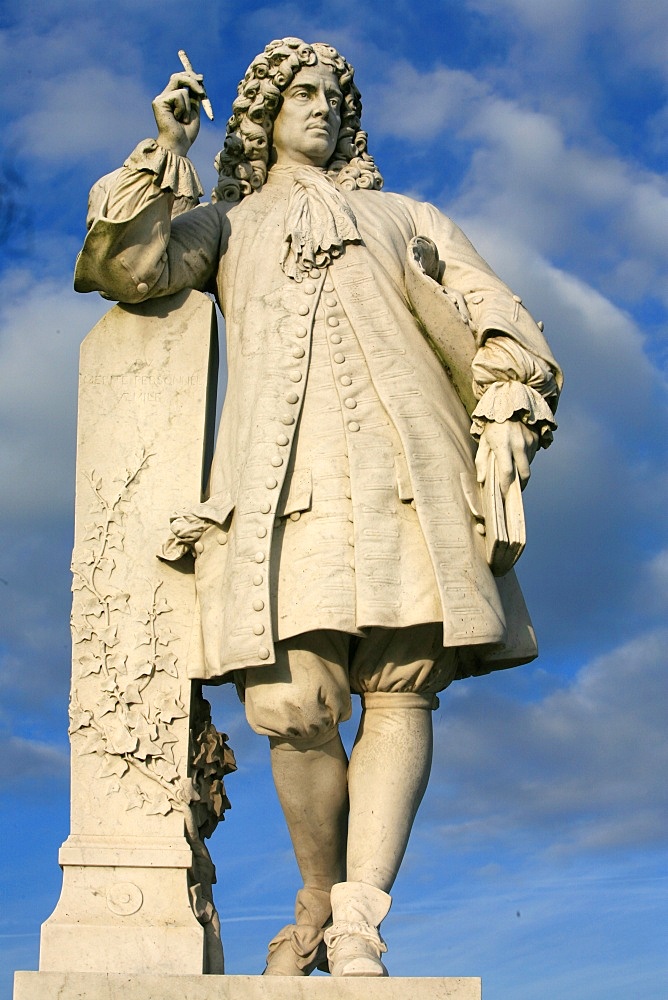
[475,419,538,496]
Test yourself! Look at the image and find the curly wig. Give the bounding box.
[212,37,383,202]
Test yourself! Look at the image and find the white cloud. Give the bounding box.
[0,269,108,517]
[428,628,668,855]
[11,69,157,166]
[0,735,68,782]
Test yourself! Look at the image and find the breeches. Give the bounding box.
[237,624,458,746]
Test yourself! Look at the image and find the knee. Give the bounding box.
[242,639,352,744]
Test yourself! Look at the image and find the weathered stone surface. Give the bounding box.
[38,289,224,976]
[14,973,482,1000]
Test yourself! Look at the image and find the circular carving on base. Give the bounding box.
[106,881,143,915]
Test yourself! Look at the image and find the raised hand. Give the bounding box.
[152,70,205,156]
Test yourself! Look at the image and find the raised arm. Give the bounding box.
[74,66,226,304]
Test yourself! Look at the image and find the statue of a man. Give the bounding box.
[75,38,561,978]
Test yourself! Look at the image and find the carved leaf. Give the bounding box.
[68,705,93,733]
[71,622,94,643]
[107,651,128,673]
[106,593,130,614]
[179,776,200,804]
[155,598,173,616]
[155,650,178,677]
[137,631,154,647]
[107,534,125,553]
[155,693,188,723]
[119,681,143,705]
[128,659,154,680]
[98,625,119,648]
[145,791,173,816]
[125,785,149,810]
[97,556,116,576]
[76,732,106,756]
[77,650,105,677]
[83,522,104,541]
[81,596,105,618]
[130,716,162,760]
[156,626,177,647]
[82,549,96,566]
[102,718,139,755]
[150,757,180,783]
[97,693,118,717]
[96,755,129,779]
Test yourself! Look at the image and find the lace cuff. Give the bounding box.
[125,139,204,201]
[471,380,557,447]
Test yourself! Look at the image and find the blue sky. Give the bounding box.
[1,1,667,997]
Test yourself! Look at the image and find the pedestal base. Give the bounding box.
[15,972,481,999]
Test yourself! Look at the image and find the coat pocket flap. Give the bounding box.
[276,468,313,517]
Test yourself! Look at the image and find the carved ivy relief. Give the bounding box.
[67,450,235,820]
[68,453,236,961]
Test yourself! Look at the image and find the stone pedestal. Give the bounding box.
[37,290,224,978]
[14,973,482,1000]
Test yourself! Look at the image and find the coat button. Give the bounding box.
[265,477,277,489]
[348,421,360,432]
[194,540,204,555]
[253,623,265,635]
[137,281,149,295]
[325,296,337,307]
[286,392,299,404]
[295,327,307,338]
[309,268,320,278]
[289,371,302,382]
[292,346,305,358]
[327,317,339,327]
[258,646,270,660]
[257,526,267,538]
[340,375,352,386]
[260,500,271,513]
[330,333,342,344]
[297,305,309,316]
[276,433,289,446]
[334,353,345,363]
[217,533,227,545]
[255,551,265,563]
[304,282,316,294]
[344,398,357,409]
[281,414,295,425]
[271,456,283,467]
[253,574,263,585]
[253,599,265,611]
[289,511,301,521]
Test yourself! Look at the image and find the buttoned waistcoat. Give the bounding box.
[75,168,560,680]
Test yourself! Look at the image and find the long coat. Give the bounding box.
[75,163,561,681]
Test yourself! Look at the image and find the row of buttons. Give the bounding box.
[249,266,323,661]
[321,277,361,434]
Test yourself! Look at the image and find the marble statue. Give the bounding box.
[74,37,562,979]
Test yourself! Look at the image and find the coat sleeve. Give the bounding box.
[74,139,228,304]
[410,199,563,446]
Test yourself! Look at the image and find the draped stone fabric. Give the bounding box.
[74,145,562,680]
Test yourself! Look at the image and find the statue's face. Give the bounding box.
[272,62,342,168]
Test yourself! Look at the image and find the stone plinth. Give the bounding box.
[38,290,222,977]
[14,973,482,1000]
